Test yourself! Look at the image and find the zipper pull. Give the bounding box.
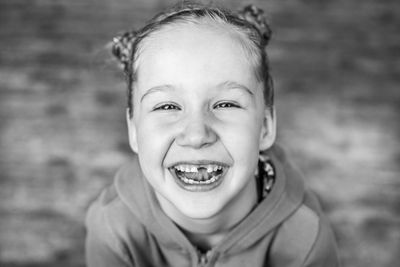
[198,253,208,266]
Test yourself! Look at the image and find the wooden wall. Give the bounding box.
[0,0,399,266]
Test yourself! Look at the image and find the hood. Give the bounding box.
[115,144,305,253]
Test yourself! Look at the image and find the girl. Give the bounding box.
[85,2,340,266]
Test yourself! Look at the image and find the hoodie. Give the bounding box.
[85,146,340,267]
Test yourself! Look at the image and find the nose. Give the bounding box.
[176,112,217,149]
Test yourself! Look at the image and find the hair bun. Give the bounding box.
[111,31,136,72]
[238,4,272,46]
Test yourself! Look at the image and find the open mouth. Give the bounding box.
[169,163,227,191]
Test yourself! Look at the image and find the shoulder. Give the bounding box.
[85,182,150,264]
[86,182,148,244]
[85,184,132,266]
[270,190,340,267]
[85,181,153,267]
[301,190,341,266]
[85,183,126,231]
[86,157,148,235]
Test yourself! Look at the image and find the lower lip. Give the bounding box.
[169,168,226,192]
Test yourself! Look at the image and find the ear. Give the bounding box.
[126,109,138,153]
[259,107,276,151]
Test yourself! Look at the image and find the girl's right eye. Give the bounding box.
[153,103,181,111]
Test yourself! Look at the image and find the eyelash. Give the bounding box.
[153,103,181,111]
[153,101,240,111]
[213,101,241,109]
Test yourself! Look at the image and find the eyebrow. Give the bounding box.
[140,81,254,102]
[140,84,175,103]
[217,81,254,96]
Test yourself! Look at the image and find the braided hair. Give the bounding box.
[111,1,274,118]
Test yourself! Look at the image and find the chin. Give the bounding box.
[161,186,229,222]
[178,201,224,220]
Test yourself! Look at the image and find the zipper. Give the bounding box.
[198,252,208,267]
[197,249,214,267]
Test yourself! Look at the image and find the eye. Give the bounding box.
[153,103,181,111]
[213,101,241,109]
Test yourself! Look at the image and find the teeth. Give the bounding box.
[172,163,225,185]
[174,164,224,174]
[180,175,220,185]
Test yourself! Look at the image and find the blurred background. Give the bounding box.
[0,0,399,266]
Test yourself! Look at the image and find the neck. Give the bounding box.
[181,227,229,252]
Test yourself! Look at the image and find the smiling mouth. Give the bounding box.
[169,163,227,191]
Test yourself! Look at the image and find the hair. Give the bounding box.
[112,1,274,118]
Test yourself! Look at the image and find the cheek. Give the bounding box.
[221,114,262,145]
[219,116,262,168]
[135,118,175,168]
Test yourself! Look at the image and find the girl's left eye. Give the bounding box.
[213,101,241,109]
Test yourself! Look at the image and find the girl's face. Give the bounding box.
[127,23,275,229]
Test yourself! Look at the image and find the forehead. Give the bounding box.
[139,19,249,54]
[135,22,258,89]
